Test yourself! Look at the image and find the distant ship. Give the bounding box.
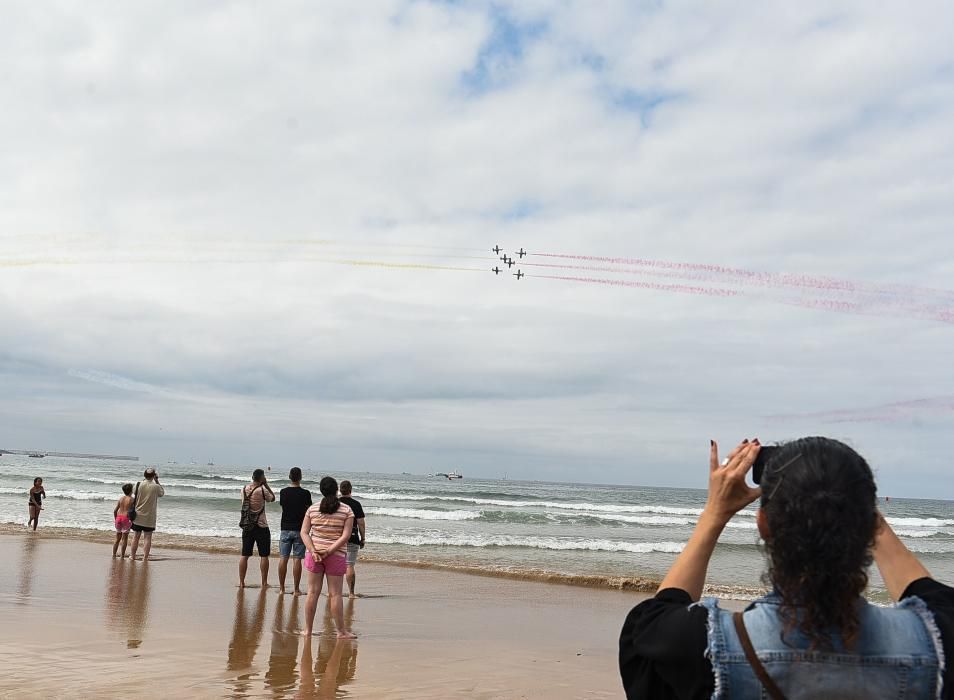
[29,453,45,458]
[435,470,463,480]
[207,459,214,466]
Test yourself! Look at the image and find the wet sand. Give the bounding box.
[0,532,642,698]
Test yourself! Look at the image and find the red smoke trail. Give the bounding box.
[532,253,954,302]
[766,395,954,424]
[528,274,742,298]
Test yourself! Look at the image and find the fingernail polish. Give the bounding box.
[742,439,749,444]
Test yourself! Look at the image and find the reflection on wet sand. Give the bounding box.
[265,593,302,696]
[102,559,153,649]
[297,599,358,699]
[227,588,269,698]
[16,535,39,604]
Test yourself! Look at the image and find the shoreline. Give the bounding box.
[0,522,764,599]
[0,531,641,698]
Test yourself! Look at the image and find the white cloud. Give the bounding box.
[1,1,953,495]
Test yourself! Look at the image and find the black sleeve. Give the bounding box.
[354,501,365,519]
[619,588,713,700]
[305,489,313,507]
[901,577,954,700]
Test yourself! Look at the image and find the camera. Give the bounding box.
[751,445,778,485]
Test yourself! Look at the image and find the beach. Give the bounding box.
[0,531,644,699]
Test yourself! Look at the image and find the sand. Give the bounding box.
[0,531,644,698]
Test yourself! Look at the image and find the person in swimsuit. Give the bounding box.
[113,483,134,558]
[300,476,356,639]
[27,477,45,531]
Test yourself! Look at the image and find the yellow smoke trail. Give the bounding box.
[0,256,489,273]
[303,257,486,273]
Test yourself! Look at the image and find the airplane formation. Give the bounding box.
[492,245,526,280]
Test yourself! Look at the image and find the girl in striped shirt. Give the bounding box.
[300,476,356,638]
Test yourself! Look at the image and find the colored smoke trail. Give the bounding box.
[532,253,954,302]
[304,258,486,273]
[528,274,743,298]
[766,395,954,424]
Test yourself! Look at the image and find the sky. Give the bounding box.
[1,1,953,497]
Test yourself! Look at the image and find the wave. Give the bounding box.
[0,487,115,502]
[370,533,686,554]
[365,507,481,521]
[894,528,952,538]
[360,491,717,515]
[887,517,954,528]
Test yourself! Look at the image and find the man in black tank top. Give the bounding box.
[339,480,366,598]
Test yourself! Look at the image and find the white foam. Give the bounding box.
[887,517,954,528]
[369,533,685,554]
[365,507,481,521]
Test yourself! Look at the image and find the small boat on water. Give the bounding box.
[435,470,463,480]
[29,453,45,458]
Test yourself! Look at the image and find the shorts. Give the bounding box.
[115,515,132,533]
[242,526,271,557]
[279,530,306,559]
[346,542,360,566]
[131,524,155,533]
[304,550,346,576]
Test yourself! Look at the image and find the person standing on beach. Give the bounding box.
[239,468,276,589]
[337,480,365,599]
[27,477,45,530]
[112,483,135,558]
[300,476,356,639]
[278,467,312,595]
[130,468,164,562]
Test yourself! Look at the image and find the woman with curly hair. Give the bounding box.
[619,437,954,699]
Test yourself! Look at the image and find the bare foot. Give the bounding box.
[300,630,314,637]
[279,587,286,595]
[261,583,270,589]
[336,631,357,639]
[239,582,246,589]
[294,589,303,597]
[348,593,358,599]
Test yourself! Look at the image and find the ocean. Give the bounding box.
[3,455,953,600]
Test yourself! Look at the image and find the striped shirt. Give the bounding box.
[303,502,353,558]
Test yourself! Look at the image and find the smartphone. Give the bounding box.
[751,445,778,485]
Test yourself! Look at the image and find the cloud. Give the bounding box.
[1,1,953,495]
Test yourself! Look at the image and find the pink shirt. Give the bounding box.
[303,502,353,558]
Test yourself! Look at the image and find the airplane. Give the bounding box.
[514,269,524,280]
[505,258,515,268]
[492,266,501,275]
[493,245,502,255]
[517,248,526,258]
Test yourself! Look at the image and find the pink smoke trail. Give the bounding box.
[532,253,954,302]
[766,395,954,424]
[528,274,742,298]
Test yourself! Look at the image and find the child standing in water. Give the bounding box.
[113,483,134,558]
[27,477,45,530]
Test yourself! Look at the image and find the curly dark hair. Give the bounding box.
[760,437,878,650]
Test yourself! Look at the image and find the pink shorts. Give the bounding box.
[304,551,346,576]
[115,515,132,533]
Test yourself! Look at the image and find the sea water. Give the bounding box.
[2,455,953,597]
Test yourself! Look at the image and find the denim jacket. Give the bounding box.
[700,592,945,699]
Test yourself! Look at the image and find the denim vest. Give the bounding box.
[700,592,945,699]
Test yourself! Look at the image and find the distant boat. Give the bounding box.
[436,471,463,480]
[401,471,412,476]
[28,453,45,458]
[207,460,214,466]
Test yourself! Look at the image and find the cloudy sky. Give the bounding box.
[2,1,953,497]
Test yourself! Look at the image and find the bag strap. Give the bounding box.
[133,481,140,501]
[733,612,787,700]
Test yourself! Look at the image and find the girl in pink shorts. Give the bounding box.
[300,476,356,639]
[112,483,134,558]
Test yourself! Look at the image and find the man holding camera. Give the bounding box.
[239,468,275,589]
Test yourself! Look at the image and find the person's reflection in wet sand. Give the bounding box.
[16,535,39,604]
[227,588,269,698]
[297,601,358,699]
[104,558,130,637]
[265,591,302,696]
[124,559,152,650]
